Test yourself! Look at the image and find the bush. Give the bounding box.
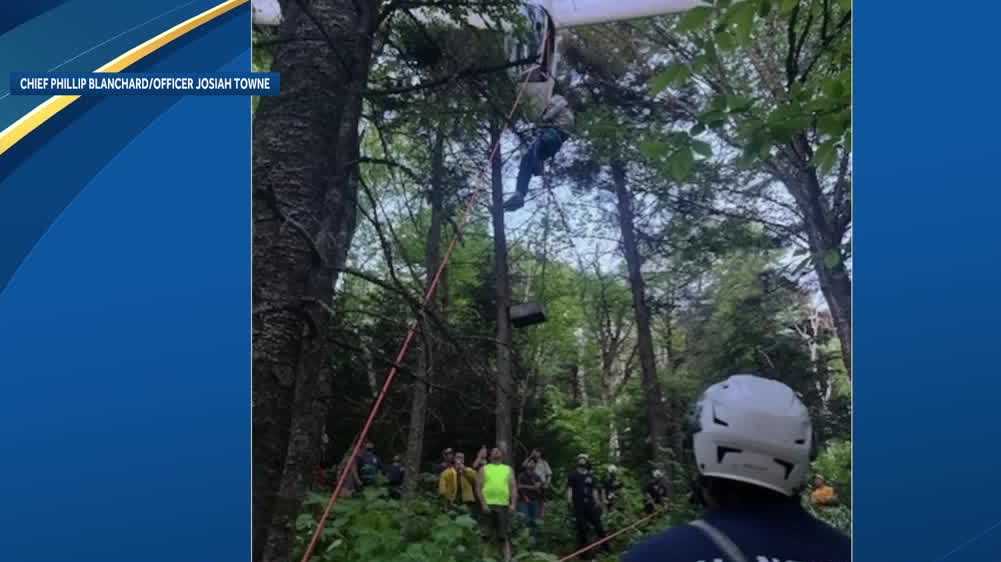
[803,439,852,534]
[292,475,681,562]
[294,485,567,562]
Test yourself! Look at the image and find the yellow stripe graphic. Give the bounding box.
[0,0,248,157]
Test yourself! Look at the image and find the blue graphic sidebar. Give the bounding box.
[0,4,251,561]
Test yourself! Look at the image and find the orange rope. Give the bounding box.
[557,510,663,562]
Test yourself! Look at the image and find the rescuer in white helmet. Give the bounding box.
[624,374,850,562]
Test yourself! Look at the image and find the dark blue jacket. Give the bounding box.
[623,501,850,562]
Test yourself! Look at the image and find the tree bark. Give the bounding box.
[566,363,586,407]
[780,150,852,377]
[252,1,378,561]
[403,131,446,497]
[490,122,514,456]
[611,160,672,470]
[601,366,621,462]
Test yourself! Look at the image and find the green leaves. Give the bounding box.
[669,147,696,181]
[677,6,714,32]
[764,103,811,142]
[726,95,754,113]
[691,52,713,73]
[649,64,690,95]
[816,111,849,138]
[813,140,839,174]
[715,30,737,51]
[822,76,847,100]
[699,109,728,130]
[757,0,773,18]
[724,0,759,44]
[691,139,714,158]
[296,513,315,531]
[823,249,842,268]
[780,0,800,15]
[642,130,711,181]
[639,139,670,160]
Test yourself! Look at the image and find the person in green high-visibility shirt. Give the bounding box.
[476,446,517,562]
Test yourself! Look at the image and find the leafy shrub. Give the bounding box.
[293,474,683,562]
[803,439,852,534]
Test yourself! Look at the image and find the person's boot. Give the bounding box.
[503,192,525,212]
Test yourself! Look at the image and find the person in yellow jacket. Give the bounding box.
[439,452,478,509]
[438,461,458,502]
[477,447,517,562]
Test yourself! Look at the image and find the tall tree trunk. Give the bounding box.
[781,141,852,377]
[572,360,584,404]
[403,131,446,497]
[600,365,621,461]
[490,122,514,456]
[252,1,377,561]
[515,348,539,440]
[610,160,671,470]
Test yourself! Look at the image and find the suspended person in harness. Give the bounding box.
[503,68,575,213]
[566,453,610,559]
[623,374,851,562]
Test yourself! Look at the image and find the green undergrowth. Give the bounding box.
[294,450,851,562]
[292,479,679,562]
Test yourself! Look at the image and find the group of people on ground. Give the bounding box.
[435,446,551,560]
[319,441,406,499]
[434,444,674,561]
[318,374,849,562]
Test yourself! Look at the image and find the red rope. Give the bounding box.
[297,53,542,562]
[556,510,662,562]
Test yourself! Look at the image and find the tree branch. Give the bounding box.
[799,11,850,82]
[365,58,532,96]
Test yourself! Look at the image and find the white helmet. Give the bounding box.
[689,374,814,496]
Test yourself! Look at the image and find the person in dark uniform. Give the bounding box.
[601,465,623,512]
[356,442,383,487]
[566,454,609,559]
[643,469,669,514]
[386,454,405,499]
